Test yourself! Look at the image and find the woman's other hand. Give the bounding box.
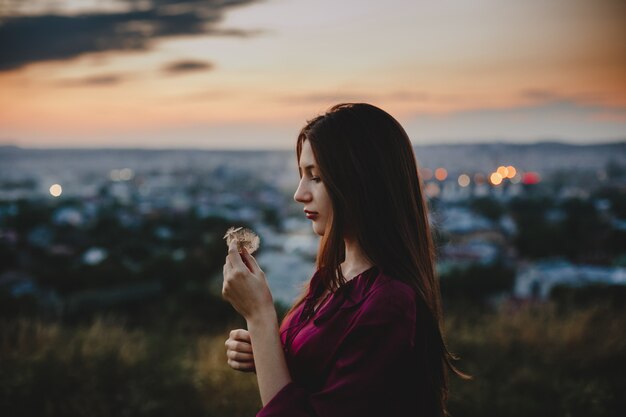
[222,239,274,321]
[225,328,256,373]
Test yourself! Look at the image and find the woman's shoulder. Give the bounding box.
[349,268,417,321]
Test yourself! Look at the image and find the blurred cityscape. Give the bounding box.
[2,142,626,417]
[1,142,624,317]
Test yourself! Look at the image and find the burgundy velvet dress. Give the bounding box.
[257,266,425,417]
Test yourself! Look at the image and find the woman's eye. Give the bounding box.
[311,177,321,183]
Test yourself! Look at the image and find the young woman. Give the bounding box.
[222,103,466,417]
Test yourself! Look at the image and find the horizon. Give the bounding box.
[1,138,625,152]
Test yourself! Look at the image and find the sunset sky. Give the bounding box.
[0,0,625,149]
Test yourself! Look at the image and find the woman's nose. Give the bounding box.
[294,180,311,203]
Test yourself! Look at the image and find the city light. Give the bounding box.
[490,172,503,185]
[424,182,441,198]
[435,167,448,181]
[506,165,517,178]
[497,166,509,178]
[110,168,134,181]
[458,174,470,187]
[120,168,134,181]
[49,184,62,197]
[474,173,486,185]
[420,168,433,181]
[522,171,541,184]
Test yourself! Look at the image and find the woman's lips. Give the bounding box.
[304,210,318,220]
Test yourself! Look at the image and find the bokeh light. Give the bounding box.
[506,165,517,178]
[49,184,62,197]
[424,182,441,198]
[120,168,134,181]
[474,173,486,185]
[490,172,503,185]
[522,171,541,184]
[420,168,433,181]
[435,167,448,181]
[497,166,509,178]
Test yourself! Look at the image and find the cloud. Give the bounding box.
[57,74,127,87]
[518,89,625,110]
[162,59,214,75]
[0,0,260,71]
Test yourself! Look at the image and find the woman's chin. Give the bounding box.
[312,223,325,236]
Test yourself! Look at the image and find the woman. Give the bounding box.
[222,103,466,417]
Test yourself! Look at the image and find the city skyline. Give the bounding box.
[1,0,625,149]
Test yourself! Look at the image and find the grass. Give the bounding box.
[1,302,624,417]
[445,302,625,417]
[0,317,260,417]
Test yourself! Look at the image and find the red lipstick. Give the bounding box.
[304,210,318,220]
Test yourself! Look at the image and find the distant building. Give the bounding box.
[0,270,62,316]
[514,259,626,299]
[440,240,501,267]
[439,207,495,236]
[82,247,108,265]
[52,206,85,226]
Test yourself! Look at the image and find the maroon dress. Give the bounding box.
[257,266,424,417]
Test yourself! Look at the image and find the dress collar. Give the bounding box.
[312,265,388,325]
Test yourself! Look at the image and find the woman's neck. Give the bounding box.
[341,237,374,281]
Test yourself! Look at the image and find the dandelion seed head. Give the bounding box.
[223,226,260,254]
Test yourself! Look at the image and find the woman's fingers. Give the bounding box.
[227,358,256,372]
[230,328,251,342]
[240,247,262,274]
[222,245,273,320]
[225,329,254,373]
[227,349,254,362]
[227,240,247,270]
[225,339,253,354]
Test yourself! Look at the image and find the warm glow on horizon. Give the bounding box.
[0,0,624,148]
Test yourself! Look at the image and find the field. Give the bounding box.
[2,299,624,417]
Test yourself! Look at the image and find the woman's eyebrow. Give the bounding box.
[299,164,316,170]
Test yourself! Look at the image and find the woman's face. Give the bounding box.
[294,139,332,236]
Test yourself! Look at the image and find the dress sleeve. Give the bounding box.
[257,285,417,417]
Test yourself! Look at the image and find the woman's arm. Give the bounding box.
[247,308,292,405]
[222,240,291,405]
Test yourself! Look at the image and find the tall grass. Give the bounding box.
[1,302,624,416]
[445,303,625,417]
[0,317,260,417]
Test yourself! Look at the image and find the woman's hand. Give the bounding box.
[222,239,274,322]
[225,328,255,373]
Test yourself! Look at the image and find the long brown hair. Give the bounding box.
[287,102,469,416]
